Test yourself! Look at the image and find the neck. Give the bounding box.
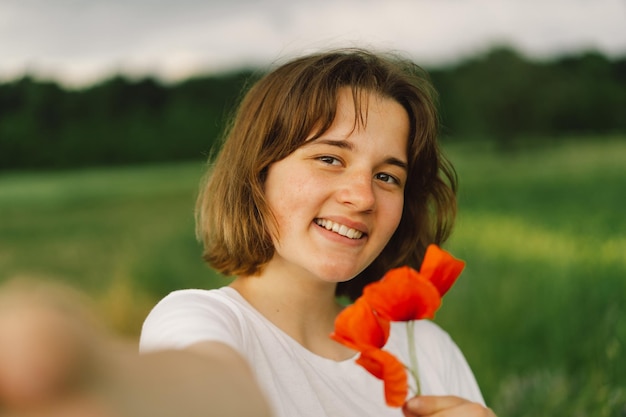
[229,262,354,361]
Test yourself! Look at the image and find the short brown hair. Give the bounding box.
[196,48,457,301]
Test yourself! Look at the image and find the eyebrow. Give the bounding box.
[305,138,408,171]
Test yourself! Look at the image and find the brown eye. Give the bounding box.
[318,156,341,166]
[375,172,399,185]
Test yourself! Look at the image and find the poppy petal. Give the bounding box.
[362,267,441,321]
[419,244,465,297]
[331,298,390,351]
[356,348,408,407]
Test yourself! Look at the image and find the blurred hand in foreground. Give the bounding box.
[0,278,116,416]
[0,279,273,417]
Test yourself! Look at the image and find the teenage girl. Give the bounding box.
[0,49,496,417]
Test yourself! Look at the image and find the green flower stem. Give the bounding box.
[406,320,421,396]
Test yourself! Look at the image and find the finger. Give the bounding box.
[403,395,496,417]
[404,396,465,414]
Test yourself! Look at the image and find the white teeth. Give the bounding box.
[315,219,363,239]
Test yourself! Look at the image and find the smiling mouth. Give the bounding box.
[314,218,365,239]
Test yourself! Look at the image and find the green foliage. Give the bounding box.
[0,70,259,170]
[1,47,625,171]
[429,47,626,145]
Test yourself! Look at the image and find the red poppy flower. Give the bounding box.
[419,244,466,297]
[356,348,408,407]
[330,245,465,408]
[331,298,390,351]
[362,266,442,321]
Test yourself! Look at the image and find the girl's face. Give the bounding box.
[263,89,409,285]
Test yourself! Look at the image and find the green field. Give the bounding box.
[1,137,625,416]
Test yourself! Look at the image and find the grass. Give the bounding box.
[1,137,625,415]
[438,137,626,415]
[0,162,232,334]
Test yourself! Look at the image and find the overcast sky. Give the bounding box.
[1,0,625,87]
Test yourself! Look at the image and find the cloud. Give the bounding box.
[1,0,624,87]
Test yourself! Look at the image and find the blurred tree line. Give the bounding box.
[0,47,624,171]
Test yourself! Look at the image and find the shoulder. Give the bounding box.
[140,287,248,353]
[143,287,245,327]
[149,287,240,312]
[387,320,485,404]
[413,319,457,350]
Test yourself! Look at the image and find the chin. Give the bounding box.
[313,264,364,284]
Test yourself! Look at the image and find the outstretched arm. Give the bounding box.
[0,280,272,417]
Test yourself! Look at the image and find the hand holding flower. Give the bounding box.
[402,395,496,417]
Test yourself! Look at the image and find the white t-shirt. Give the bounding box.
[140,287,485,417]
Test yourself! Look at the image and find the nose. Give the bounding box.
[336,171,376,212]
